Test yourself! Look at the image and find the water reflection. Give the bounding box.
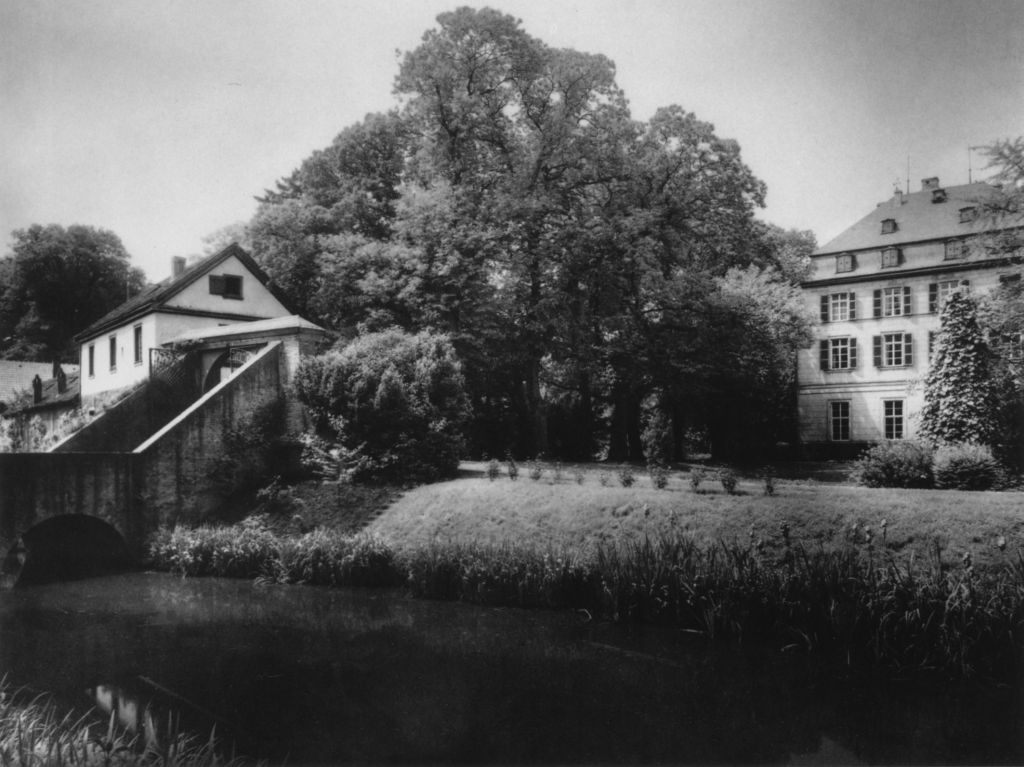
[0,573,1021,765]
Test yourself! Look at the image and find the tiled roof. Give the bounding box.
[0,361,55,403]
[816,182,1017,255]
[4,371,81,415]
[73,243,291,343]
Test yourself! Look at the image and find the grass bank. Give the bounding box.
[365,469,1024,571]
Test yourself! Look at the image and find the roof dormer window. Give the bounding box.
[931,188,947,203]
[880,246,902,268]
[881,218,898,234]
[959,207,977,223]
[835,253,855,274]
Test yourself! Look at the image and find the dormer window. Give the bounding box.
[209,274,244,300]
[835,253,855,273]
[944,240,967,260]
[959,207,977,223]
[931,188,947,203]
[881,218,898,234]
[880,246,902,268]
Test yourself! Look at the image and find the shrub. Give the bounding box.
[718,469,738,494]
[762,473,776,496]
[689,467,706,491]
[528,460,544,481]
[486,458,501,481]
[507,458,519,481]
[617,464,636,488]
[853,440,934,488]
[293,328,470,484]
[650,465,669,489]
[598,472,611,487]
[933,443,1001,491]
[573,467,586,485]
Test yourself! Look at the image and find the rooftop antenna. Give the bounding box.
[968,145,985,183]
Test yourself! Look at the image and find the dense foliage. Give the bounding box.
[244,8,813,461]
[852,440,934,489]
[932,443,1002,491]
[294,328,470,482]
[0,224,146,362]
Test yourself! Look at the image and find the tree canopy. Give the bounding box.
[248,7,814,461]
[0,224,146,362]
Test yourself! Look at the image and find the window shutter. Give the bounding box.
[904,333,913,366]
[873,289,882,318]
[873,336,882,367]
[209,275,225,295]
[820,295,829,323]
[849,337,858,368]
[928,283,938,313]
[903,286,911,316]
[819,340,829,371]
[848,292,856,320]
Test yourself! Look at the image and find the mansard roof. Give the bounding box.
[816,182,1013,256]
[73,244,293,344]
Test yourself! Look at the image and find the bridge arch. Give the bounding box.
[2,514,136,586]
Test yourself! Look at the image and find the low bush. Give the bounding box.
[933,443,1001,491]
[617,464,636,488]
[852,440,934,488]
[718,469,738,494]
[689,467,706,491]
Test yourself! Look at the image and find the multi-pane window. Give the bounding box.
[873,333,914,368]
[133,325,143,365]
[820,292,856,322]
[944,240,967,260]
[928,279,970,313]
[829,401,850,441]
[835,254,855,273]
[209,274,243,299]
[874,286,911,317]
[109,335,117,372]
[883,400,904,440]
[959,207,977,223]
[819,338,858,371]
[881,218,898,234]
[880,247,901,268]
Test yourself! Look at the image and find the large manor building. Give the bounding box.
[797,177,1019,457]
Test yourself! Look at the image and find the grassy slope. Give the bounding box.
[366,469,1024,571]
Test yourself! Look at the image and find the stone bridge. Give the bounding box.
[0,333,319,586]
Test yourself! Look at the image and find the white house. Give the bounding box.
[73,244,295,404]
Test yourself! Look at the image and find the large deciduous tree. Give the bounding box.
[0,224,145,361]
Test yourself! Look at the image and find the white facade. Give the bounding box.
[77,246,293,402]
[797,180,1018,454]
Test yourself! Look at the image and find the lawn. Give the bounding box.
[365,463,1024,571]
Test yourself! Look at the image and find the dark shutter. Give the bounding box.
[820,295,829,323]
[873,336,882,367]
[904,333,913,366]
[873,289,882,318]
[209,275,226,295]
[928,283,938,313]
[903,286,912,316]
[819,340,829,371]
[849,337,858,368]
[848,292,856,320]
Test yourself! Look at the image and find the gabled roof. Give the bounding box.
[816,182,1016,256]
[73,243,293,344]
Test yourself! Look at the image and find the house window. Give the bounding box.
[133,325,143,366]
[944,240,967,260]
[883,399,904,440]
[109,335,117,372]
[928,280,970,313]
[999,273,1021,286]
[873,332,914,368]
[835,254,855,273]
[880,247,902,268]
[210,274,243,299]
[959,207,977,223]
[88,345,95,378]
[931,188,947,203]
[881,218,898,234]
[874,286,911,317]
[819,337,858,371]
[829,401,850,441]
[1005,333,1024,362]
[820,292,856,323]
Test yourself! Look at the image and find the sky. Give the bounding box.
[1,0,1022,282]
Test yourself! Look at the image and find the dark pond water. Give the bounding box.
[1,572,1021,765]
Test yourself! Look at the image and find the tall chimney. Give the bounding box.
[32,375,42,404]
[56,366,67,394]
[172,256,187,278]
[921,177,940,191]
